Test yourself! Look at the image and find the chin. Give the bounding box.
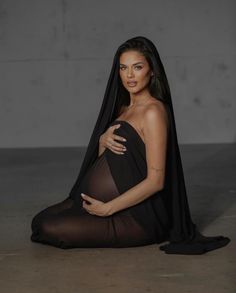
[126,87,141,94]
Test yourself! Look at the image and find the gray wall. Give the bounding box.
[0,0,235,147]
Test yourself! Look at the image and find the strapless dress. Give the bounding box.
[30,120,169,249]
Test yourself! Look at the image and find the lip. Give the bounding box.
[127,81,137,86]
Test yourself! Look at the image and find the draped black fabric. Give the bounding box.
[65,36,230,254]
[31,137,155,248]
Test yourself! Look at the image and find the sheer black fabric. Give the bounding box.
[31,36,230,254]
[31,146,154,249]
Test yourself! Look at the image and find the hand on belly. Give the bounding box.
[81,193,112,217]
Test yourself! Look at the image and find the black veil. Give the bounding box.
[67,36,230,254]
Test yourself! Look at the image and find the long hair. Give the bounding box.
[67,36,230,254]
[68,36,177,200]
[114,37,172,117]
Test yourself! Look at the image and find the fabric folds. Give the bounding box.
[67,36,230,254]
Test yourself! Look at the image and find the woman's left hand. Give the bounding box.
[81,193,112,217]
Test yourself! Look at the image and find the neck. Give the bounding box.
[128,92,152,107]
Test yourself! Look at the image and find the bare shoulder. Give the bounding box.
[142,99,169,129]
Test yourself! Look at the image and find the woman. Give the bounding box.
[31,36,230,254]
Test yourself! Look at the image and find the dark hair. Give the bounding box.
[115,36,171,116]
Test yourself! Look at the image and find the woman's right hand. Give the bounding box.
[99,124,127,155]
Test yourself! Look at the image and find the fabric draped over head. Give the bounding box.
[67,36,230,254]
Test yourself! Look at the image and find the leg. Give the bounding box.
[31,205,117,248]
[112,213,155,248]
[31,198,74,238]
[31,203,154,249]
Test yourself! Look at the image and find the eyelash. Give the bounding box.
[120,66,143,71]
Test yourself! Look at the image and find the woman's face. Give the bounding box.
[119,50,153,94]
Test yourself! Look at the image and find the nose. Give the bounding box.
[127,68,134,78]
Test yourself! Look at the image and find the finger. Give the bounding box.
[81,193,88,201]
[83,201,92,212]
[107,142,125,154]
[109,124,120,132]
[82,200,89,208]
[108,138,126,152]
[111,146,126,154]
[82,194,103,207]
[113,135,127,142]
[82,200,88,210]
[111,137,127,148]
[112,124,121,130]
[109,143,127,153]
[111,149,126,155]
[85,206,95,216]
[81,193,94,204]
[112,143,127,152]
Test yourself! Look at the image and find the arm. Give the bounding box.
[107,103,168,215]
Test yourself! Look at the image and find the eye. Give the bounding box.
[119,65,143,70]
[134,65,143,70]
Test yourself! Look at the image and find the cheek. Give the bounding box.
[137,70,149,80]
[138,73,151,85]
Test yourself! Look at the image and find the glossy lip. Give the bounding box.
[127,81,137,86]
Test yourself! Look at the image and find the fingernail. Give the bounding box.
[81,193,85,197]
[123,138,126,141]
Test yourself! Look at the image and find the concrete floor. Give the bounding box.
[0,144,235,293]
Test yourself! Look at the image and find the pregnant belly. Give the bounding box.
[80,152,120,202]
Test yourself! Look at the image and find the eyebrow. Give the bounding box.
[119,62,144,66]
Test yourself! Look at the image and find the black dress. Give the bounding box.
[31,36,231,254]
[31,120,164,249]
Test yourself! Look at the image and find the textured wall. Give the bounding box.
[0,0,235,147]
